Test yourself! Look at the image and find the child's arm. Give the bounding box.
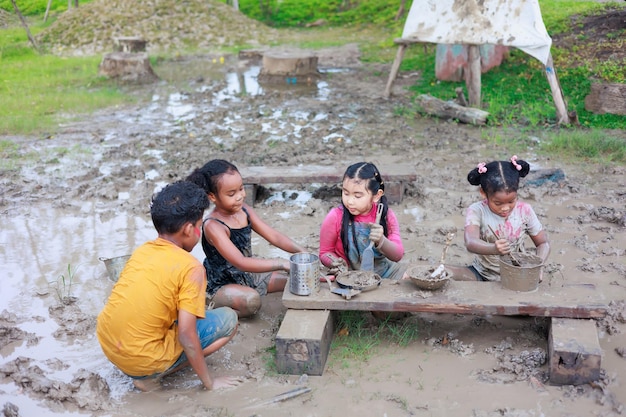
[177,310,240,390]
[246,204,306,254]
[205,217,290,273]
[465,224,509,255]
[371,208,404,262]
[530,230,550,262]
[319,207,346,267]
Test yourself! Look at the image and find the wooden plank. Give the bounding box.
[282,279,609,319]
[239,164,417,185]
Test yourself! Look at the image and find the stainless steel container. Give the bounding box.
[289,252,320,296]
[99,255,131,282]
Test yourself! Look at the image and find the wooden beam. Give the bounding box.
[384,43,408,98]
[466,44,481,107]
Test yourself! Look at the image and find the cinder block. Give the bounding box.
[548,318,602,385]
[275,309,334,376]
[244,184,257,207]
[384,181,405,204]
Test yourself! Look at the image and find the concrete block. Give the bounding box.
[244,184,256,207]
[275,309,334,376]
[384,181,405,204]
[548,318,602,385]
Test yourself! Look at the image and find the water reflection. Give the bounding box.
[0,53,348,415]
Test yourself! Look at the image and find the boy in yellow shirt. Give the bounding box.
[97,181,240,391]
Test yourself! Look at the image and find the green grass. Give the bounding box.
[1,51,133,135]
[1,0,625,163]
[330,311,420,368]
[541,129,626,163]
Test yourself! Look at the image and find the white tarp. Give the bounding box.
[401,0,552,65]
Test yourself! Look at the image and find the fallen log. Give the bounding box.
[414,94,489,125]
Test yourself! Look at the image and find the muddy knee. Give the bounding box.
[240,291,261,318]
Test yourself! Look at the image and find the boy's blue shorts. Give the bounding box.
[130,306,238,380]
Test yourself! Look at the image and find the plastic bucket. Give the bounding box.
[289,252,320,296]
[499,253,543,292]
[99,255,131,282]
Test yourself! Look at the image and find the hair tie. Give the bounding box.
[477,162,487,174]
[510,155,522,171]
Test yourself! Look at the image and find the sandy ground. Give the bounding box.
[1,41,626,417]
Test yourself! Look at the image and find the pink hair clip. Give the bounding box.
[477,162,487,174]
[510,155,522,171]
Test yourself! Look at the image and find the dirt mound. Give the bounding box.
[551,5,626,68]
[36,0,281,56]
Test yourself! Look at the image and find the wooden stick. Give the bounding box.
[488,225,521,266]
[244,387,312,409]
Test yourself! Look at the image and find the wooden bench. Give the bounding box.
[276,279,608,381]
[239,164,417,206]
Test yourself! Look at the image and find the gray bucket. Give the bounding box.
[99,255,131,282]
[500,253,543,292]
[289,252,320,296]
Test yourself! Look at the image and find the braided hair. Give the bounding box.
[340,162,388,268]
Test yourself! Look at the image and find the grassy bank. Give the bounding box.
[1,0,624,162]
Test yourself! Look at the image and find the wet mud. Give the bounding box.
[1,43,625,417]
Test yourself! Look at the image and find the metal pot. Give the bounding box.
[289,252,320,296]
[99,255,131,282]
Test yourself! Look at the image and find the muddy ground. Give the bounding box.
[1,4,626,417]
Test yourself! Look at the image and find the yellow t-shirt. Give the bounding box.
[96,238,206,377]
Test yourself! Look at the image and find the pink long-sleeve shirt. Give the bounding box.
[319,203,404,270]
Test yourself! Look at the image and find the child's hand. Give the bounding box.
[369,223,384,245]
[210,375,243,390]
[326,254,348,275]
[494,238,511,255]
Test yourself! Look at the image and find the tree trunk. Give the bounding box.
[10,0,39,53]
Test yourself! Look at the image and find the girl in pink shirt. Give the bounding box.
[319,162,406,279]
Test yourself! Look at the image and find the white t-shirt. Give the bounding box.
[465,199,543,281]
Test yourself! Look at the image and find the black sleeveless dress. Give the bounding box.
[201,207,254,296]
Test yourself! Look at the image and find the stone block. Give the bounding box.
[548,318,602,385]
[384,181,404,204]
[275,309,334,376]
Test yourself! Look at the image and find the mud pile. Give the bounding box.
[36,0,281,56]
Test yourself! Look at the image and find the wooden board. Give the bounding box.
[283,279,608,319]
[239,164,417,185]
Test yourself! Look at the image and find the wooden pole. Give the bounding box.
[384,42,408,98]
[544,53,570,125]
[10,0,40,53]
[44,0,52,22]
[466,44,481,107]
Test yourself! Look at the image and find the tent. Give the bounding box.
[384,0,570,124]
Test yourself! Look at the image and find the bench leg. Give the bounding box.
[275,309,334,376]
[244,184,257,207]
[548,317,602,385]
